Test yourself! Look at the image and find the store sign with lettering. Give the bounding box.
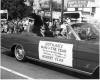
[39,41,73,67]
[67,0,88,8]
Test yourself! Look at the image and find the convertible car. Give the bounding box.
[1,22,99,78]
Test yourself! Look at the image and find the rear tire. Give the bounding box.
[14,45,26,61]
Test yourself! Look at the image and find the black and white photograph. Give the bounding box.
[0,0,100,79]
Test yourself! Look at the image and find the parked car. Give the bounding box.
[1,22,99,78]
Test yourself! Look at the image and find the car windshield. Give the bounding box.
[70,23,99,42]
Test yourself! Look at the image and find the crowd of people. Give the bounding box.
[1,11,72,39]
[1,11,97,41]
[0,15,86,41]
[1,17,34,34]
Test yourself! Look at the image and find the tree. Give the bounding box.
[52,1,62,11]
[1,0,33,20]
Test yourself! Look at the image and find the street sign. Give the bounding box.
[0,10,8,20]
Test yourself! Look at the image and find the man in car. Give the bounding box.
[39,26,54,37]
[31,10,44,36]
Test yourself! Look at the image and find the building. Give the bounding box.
[24,0,100,22]
[66,0,100,22]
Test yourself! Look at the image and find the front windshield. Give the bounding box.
[70,23,99,41]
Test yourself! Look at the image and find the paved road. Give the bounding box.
[1,47,90,79]
[1,68,27,79]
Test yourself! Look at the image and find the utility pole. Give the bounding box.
[50,0,52,22]
[61,0,64,24]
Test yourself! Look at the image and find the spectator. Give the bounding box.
[51,20,57,36]
[28,18,35,32]
[19,20,24,33]
[65,17,71,24]
[22,18,29,32]
[60,21,67,37]
[3,22,8,33]
[55,19,60,29]
[8,21,14,33]
[48,21,52,30]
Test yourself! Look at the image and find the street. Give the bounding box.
[1,47,82,79]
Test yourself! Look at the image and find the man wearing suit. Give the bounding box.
[39,26,54,37]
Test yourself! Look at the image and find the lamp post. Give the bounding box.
[61,0,64,24]
[50,0,52,22]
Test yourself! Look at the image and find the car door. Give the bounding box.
[76,41,99,73]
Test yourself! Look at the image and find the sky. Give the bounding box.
[95,0,100,7]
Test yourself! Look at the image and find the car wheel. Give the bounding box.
[14,45,26,61]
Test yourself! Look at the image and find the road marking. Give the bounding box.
[0,66,35,80]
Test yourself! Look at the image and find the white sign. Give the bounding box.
[67,0,88,8]
[67,0,95,8]
[39,41,73,67]
[52,12,61,19]
[0,10,8,13]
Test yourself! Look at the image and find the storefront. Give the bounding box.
[67,0,95,12]
[66,0,100,22]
